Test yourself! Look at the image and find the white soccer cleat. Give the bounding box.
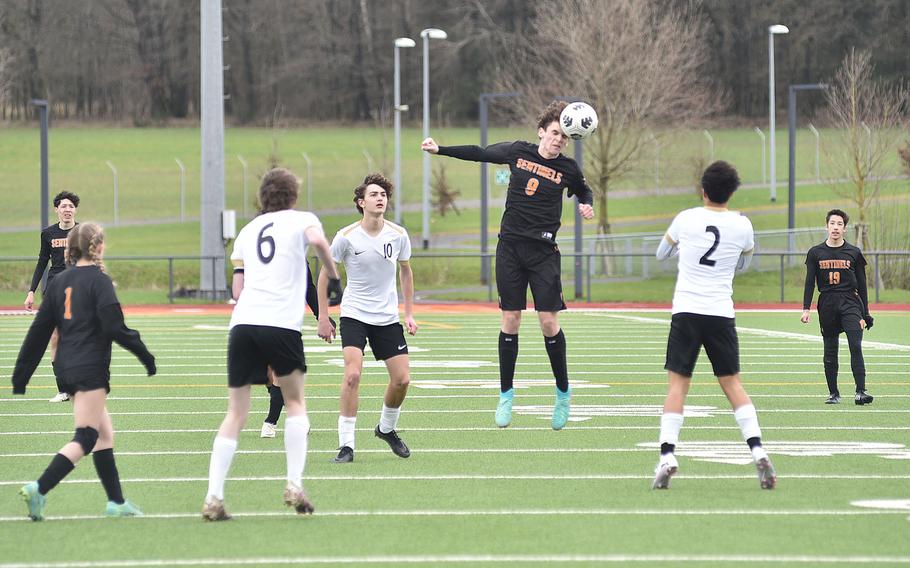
[284,482,314,515]
[651,453,679,490]
[260,422,277,438]
[48,392,70,403]
[201,496,231,521]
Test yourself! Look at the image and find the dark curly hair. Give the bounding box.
[826,209,849,225]
[353,173,394,214]
[53,191,80,208]
[701,161,741,205]
[258,168,299,213]
[537,101,568,130]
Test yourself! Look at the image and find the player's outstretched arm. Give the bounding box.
[399,261,418,336]
[99,304,156,376]
[420,138,439,154]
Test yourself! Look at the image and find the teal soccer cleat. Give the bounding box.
[552,387,571,430]
[20,482,46,521]
[495,389,514,428]
[106,500,144,517]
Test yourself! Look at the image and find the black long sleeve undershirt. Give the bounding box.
[29,237,52,293]
[437,144,510,164]
[803,261,818,310]
[98,304,155,372]
[856,264,870,316]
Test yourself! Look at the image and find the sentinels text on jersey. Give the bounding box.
[805,241,866,294]
[436,141,593,244]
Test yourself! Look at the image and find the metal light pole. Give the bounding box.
[420,27,447,249]
[768,24,789,202]
[394,37,415,225]
[105,161,119,226]
[753,127,766,186]
[175,158,186,222]
[237,155,248,218]
[300,153,313,212]
[787,83,827,255]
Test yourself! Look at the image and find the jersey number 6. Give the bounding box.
[257,223,276,264]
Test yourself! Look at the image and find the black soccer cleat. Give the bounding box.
[855,390,874,405]
[374,425,410,458]
[332,446,354,463]
[825,393,841,405]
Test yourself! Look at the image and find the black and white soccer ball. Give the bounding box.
[560,102,599,140]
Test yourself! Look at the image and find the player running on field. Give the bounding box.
[801,209,874,405]
[202,168,339,520]
[317,173,417,463]
[13,222,156,520]
[652,161,775,491]
[421,100,594,430]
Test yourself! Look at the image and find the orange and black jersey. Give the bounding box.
[12,265,155,394]
[437,141,593,244]
[803,241,869,313]
[29,223,77,293]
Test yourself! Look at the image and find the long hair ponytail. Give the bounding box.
[66,222,106,273]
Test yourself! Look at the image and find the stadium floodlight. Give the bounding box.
[394,38,416,225]
[768,24,789,202]
[420,28,447,249]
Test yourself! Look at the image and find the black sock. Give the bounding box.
[660,443,675,456]
[92,448,124,504]
[37,453,75,495]
[845,330,866,391]
[822,335,840,395]
[52,360,65,393]
[265,385,284,424]
[498,332,519,393]
[746,437,762,450]
[544,329,569,393]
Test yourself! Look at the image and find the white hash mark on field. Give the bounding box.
[637,440,910,465]
[514,404,717,422]
[410,379,610,390]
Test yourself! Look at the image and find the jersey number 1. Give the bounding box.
[699,226,720,266]
[64,286,73,320]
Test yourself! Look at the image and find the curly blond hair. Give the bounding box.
[66,222,106,272]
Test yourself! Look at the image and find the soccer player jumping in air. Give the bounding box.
[801,209,874,405]
[422,101,594,430]
[652,161,775,491]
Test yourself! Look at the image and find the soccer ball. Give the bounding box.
[560,102,598,140]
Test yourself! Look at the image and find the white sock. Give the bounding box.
[338,415,357,449]
[659,412,684,449]
[733,404,762,441]
[379,404,401,434]
[206,436,238,500]
[284,415,310,486]
[751,445,768,462]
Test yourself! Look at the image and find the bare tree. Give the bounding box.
[822,48,909,250]
[495,0,721,271]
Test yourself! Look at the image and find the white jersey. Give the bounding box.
[331,220,411,326]
[666,207,754,318]
[229,209,323,331]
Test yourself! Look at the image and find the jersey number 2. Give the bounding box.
[699,226,720,267]
[257,223,276,264]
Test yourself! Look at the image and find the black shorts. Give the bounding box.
[59,365,111,396]
[340,317,408,361]
[817,292,864,337]
[664,313,740,377]
[227,325,306,388]
[496,238,566,312]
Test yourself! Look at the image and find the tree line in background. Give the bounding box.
[0,0,908,125]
